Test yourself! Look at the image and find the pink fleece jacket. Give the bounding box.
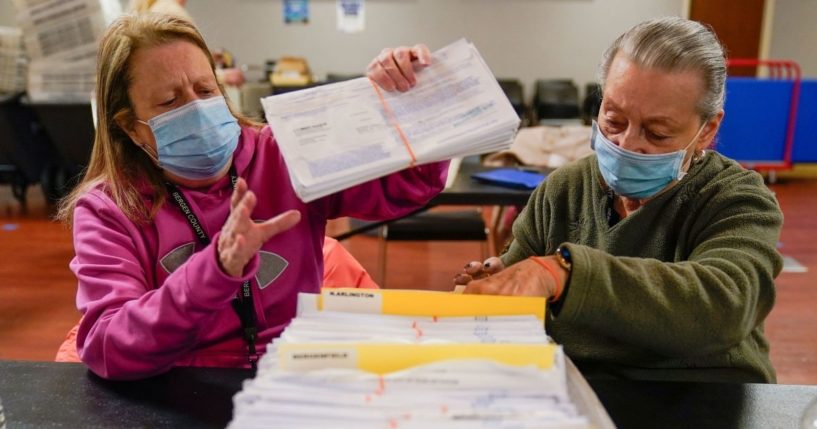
[71,125,447,380]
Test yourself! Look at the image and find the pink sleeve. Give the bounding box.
[71,193,259,380]
[317,161,450,220]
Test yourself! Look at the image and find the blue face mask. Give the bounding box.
[138,96,241,181]
[591,120,704,199]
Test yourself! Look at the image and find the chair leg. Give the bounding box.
[378,226,388,288]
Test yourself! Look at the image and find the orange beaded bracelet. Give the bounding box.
[528,256,564,302]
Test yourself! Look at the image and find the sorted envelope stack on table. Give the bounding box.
[261,38,521,202]
[228,289,614,429]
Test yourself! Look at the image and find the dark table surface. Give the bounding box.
[1,360,815,428]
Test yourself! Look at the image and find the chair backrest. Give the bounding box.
[533,79,580,121]
[0,93,58,182]
[27,101,94,170]
[496,78,525,118]
[582,83,602,125]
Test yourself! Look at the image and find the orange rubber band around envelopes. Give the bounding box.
[368,78,418,167]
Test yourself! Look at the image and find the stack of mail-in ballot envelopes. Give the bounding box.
[229,289,615,429]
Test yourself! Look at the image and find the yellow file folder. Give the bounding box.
[278,343,559,375]
[316,288,546,321]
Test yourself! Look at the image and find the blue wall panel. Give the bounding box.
[716,78,792,163]
[792,80,817,162]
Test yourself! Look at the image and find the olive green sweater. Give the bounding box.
[502,152,783,383]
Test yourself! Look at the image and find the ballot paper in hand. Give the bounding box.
[261,39,521,202]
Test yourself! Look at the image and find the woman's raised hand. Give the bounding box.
[367,44,432,92]
[217,178,301,277]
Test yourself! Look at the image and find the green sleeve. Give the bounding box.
[556,180,782,358]
[500,180,550,267]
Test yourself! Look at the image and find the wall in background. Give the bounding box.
[3,0,814,98]
[186,0,685,99]
[768,0,817,77]
[1,1,16,26]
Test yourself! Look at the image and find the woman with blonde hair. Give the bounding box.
[59,13,441,380]
[127,0,192,21]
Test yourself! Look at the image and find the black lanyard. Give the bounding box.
[165,169,259,370]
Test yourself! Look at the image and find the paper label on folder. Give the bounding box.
[281,345,358,371]
[278,343,558,374]
[318,288,546,320]
[319,288,546,320]
[322,289,383,313]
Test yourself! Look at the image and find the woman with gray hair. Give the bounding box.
[452,17,783,383]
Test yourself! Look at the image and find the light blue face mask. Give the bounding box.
[138,96,240,181]
[591,120,704,199]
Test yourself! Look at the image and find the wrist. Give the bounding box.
[216,242,243,278]
[527,256,568,301]
[217,252,240,278]
[212,231,261,280]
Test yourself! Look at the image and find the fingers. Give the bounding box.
[237,189,257,221]
[367,45,430,93]
[220,186,302,277]
[367,58,394,92]
[410,44,432,66]
[378,48,411,92]
[462,258,501,281]
[463,277,497,295]
[453,273,473,286]
[223,187,256,245]
[463,261,484,275]
[258,209,302,241]
[482,257,505,275]
[463,282,483,295]
[465,275,514,296]
[393,47,416,87]
[219,206,299,278]
[230,177,248,210]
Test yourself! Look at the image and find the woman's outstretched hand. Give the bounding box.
[217,178,301,277]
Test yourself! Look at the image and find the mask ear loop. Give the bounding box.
[678,122,708,179]
[134,120,161,167]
